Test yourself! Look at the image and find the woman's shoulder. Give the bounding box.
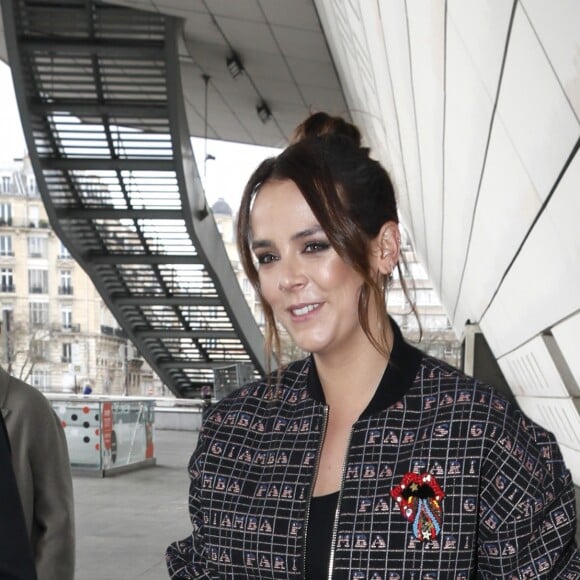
[415,352,560,449]
[416,351,504,401]
[203,357,312,419]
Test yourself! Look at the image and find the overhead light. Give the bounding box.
[226,53,244,79]
[256,100,272,123]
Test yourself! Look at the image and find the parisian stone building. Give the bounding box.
[0,157,164,396]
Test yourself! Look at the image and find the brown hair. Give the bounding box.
[237,112,416,368]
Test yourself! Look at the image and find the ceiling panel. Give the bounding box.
[406,1,445,288]
[286,56,342,88]
[453,117,542,331]
[272,24,331,62]
[229,49,290,82]
[441,21,495,319]
[205,0,264,22]
[447,0,513,98]
[441,1,512,328]
[259,0,321,31]
[152,0,205,11]
[217,17,279,54]
[521,0,580,119]
[552,311,580,393]
[480,152,580,356]
[496,5,579,200]
[497,334,571,398]
[181,11,225,46]
[239,77,303,107]
[371,0,426,258]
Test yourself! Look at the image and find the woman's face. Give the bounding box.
[250,178,371,359]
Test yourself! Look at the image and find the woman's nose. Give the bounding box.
[277,257,307,292]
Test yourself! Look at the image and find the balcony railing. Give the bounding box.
[29,285,47,294]
[100,325,127,339]
[0,251,14,257]
[58,285,73,295]
[0,284,15,292]
[62,323,80,333]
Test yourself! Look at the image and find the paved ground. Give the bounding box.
[74,429,198,580]
[74,429,580,580]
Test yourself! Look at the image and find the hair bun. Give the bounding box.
[291,112,362,147]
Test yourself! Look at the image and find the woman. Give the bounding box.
[167,113,579,578]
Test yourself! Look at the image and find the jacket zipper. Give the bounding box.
[303,405,329,579]
[327,427,354,580]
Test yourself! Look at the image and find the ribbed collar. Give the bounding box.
[306,319,423,418]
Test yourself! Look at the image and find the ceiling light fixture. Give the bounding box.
[256,100,272,123]
[226,53,244,79]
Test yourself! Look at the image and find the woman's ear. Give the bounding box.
[375,221,400,276]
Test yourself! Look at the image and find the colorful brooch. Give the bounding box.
[391,472,445,541]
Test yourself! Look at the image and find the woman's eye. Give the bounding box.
[304,241,330,253]
[256,253,278,265]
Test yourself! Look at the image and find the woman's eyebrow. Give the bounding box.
[251,239,272,251]
[291,225,324,241]
[251,225,324,251]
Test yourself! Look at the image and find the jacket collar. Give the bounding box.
[306,318,423,417]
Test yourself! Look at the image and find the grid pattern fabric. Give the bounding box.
[167,348,580,579]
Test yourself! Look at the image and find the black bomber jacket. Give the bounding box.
[167,323,580,579]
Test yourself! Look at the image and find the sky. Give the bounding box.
[0,61,280,212]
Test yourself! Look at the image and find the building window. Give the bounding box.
[62,342,72,363]
[28,205,39,228]
[0,203,12,226]
[61,306,72,330]
[30,369,50,391]
[58,270,73,295]
[31,339,49,361]
[27,176,37,196]
[28,269,48,294]
[1,176,10,193]
[29,302,49,327]
[0,235,13,257]
[58,241,71,259]
[28,236,47,259]
[1,268,14,292]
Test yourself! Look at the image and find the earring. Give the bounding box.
[382,250,390,258]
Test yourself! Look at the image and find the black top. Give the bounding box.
[305,491,339,579]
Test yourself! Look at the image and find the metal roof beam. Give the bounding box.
[89,254,199,265]
[40,158,174,171]
[56,208,183,220]
[157,361,244,370]
[136,330,237,339]
[30,101,169,118]
[115,296,221,306]
[22,38,164,59]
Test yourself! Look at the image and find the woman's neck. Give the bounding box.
[313,323,394,418]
